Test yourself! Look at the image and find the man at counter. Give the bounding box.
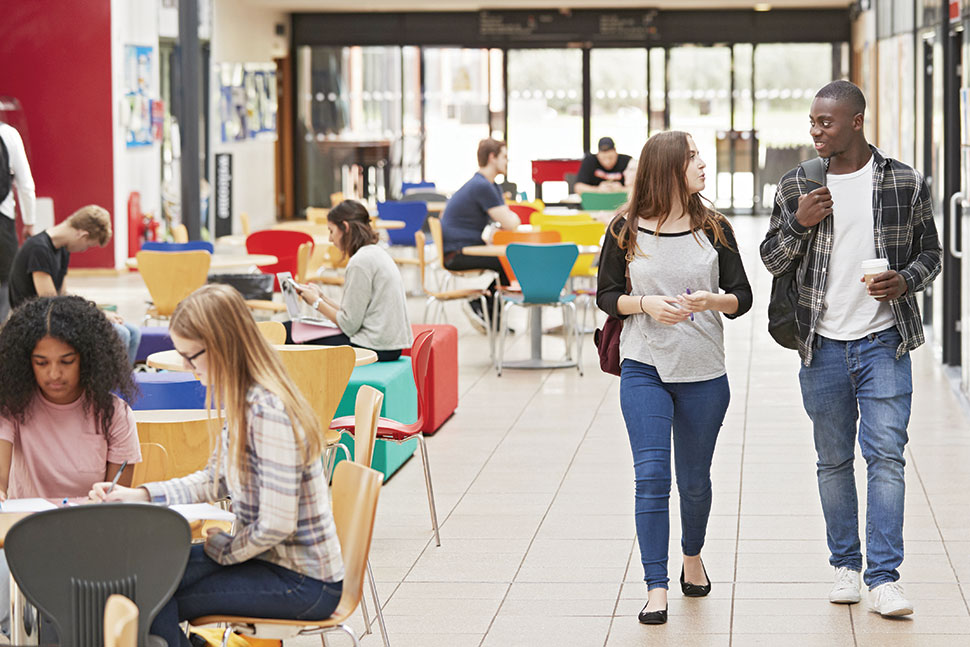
[439,138,520,333]
[574,137,633,193]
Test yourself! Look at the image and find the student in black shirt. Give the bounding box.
[8,205,142,364]
[575,137,634,194]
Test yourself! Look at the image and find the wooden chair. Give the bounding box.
[331,330,441,546]
[189,461,383,647]
[134,412,220,480]
[330,191,345,207]
[173,223,189,243]
[103,594,138,647]
[426,216,493,291]
[240,212,251,237]
[276,345,356,475]
[131,442,170,486]
[135,250,212,323]
[256,320,286,345]
[307,206,329,224]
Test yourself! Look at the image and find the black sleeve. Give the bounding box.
[575,154,600,186]
[617,154,633,183]
[710,222,752,319]
[23,241,57,277]
[596,218,629,319]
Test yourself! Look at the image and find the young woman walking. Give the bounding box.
[596,131,752,625]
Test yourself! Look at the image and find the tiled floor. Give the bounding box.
[70,216,970,646]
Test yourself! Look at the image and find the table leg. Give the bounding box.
[10,577,36,645]
[499,306,577,370]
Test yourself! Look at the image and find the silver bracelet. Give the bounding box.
[312,297,324,311]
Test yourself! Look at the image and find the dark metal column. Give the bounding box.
[582,47,591,154]
[942,24,962,365]
[178,0,202,240]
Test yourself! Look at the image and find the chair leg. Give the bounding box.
[220,626,233,647]
[358,574,373,635]
[367,559,392,647]
[479,293,494,361]
[496,300,513,376]
[321,625,360,647]
[413,434,441,546]
[569,302,583,375]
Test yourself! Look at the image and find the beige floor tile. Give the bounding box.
[481,615,612,646]
[730,634,855,647]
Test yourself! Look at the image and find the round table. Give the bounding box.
[126,253,278,270]
[147,345,377,371]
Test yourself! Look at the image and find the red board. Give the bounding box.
[532,158,582,183]
[952,0,961,22]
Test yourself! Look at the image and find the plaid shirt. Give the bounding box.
[143,385,344,584]
[760,146,941,366]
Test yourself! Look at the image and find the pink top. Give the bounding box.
[0,393,142,498]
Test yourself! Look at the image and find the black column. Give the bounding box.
[942,25,962,365]
[178,0,202,240]
[582,47,591,154]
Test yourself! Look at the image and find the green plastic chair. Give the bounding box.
[580,191,628,212]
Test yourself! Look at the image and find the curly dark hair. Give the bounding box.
[0,296,136,436]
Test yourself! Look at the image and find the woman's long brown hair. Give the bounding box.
[170,284,322,497]
[614,130,731,259]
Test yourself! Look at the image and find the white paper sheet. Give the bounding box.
[1,498,58,513]
[169,503,235,522]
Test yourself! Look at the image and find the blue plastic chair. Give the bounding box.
[377,201,429,247]
[497,243,582,376]
[401,181,435,196]
[141,240,214,253]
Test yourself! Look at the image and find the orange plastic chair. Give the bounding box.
[492,229,561,284]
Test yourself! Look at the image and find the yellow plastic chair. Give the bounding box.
[188,461,384,647]
[536,221,606,277]
[135,250,212,323]
[529,212,595,228]
[256,320,286,345]
[131,442,170,487]
[103,594,138,647]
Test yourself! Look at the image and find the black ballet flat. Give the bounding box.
[638,603,668,625]
[680,560,712,597]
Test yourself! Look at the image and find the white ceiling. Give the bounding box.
[242,0,852,11]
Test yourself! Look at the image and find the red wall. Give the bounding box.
[0,1,115,268]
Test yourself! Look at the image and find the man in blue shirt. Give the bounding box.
[440,138,520,332]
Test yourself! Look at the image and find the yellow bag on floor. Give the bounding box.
[190,628,281,647]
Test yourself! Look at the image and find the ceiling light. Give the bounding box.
[754,3,772,10]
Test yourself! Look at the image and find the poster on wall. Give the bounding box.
[123,45,154,147]
[218,63,277,143]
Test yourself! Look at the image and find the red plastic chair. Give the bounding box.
[245,229,314,291]
[508,203,539,225]
[330,329,441,546]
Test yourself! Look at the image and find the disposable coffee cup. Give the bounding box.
[861,258,889,287]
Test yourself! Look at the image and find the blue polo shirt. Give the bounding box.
[440,173,504,253]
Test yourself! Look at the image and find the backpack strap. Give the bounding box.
[798,156,827,190]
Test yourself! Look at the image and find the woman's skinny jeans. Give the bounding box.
[619,359,730,590]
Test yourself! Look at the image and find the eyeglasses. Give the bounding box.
[179,347,206,370]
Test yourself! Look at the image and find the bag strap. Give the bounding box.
[792,157,826,284]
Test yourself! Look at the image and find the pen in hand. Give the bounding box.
[684,288,695,321]
[105,460,129,496]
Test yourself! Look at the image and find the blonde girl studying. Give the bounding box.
[90,284,343,646]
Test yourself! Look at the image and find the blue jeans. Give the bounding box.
[799,328,912,589]
[151,545,343,647]
[619,359,730,590]
[112,321,141,365]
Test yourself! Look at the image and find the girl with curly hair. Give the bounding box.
[0,295,141,500]
[91,284,343,646]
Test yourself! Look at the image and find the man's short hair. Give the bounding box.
[815,80,866,116]
[477,138,506,168]
[66,205,112,246]
[597,137,616,152]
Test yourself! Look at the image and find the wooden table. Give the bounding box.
[147,345,377,371]
[126,253,278,271]
[460,243,598,370]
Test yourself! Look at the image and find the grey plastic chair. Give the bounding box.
[5,503,191,647]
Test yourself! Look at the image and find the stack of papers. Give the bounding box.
[169,503,235,522]
[0,498,58,513]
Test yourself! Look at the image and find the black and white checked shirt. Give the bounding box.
[760,146,942,366]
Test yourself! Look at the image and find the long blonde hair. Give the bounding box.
[169,284,322,492]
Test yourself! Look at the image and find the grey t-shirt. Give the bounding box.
[619,227,726,382]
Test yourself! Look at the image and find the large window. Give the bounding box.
[590,49,648,160]
[507,49,583,202]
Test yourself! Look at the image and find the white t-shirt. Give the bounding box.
[815,158,895,340]
[0,123,36,224]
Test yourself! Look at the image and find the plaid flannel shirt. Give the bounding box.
[143,384,344,584]
[760,146,941,366]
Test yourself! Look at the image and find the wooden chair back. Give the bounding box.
[135,250,212,317]
[256,320,286,345]
[103,594,138,647]
[276,346,356,438]
[414,230,431,293]
[172,223,189,243]
[134,412,221,479]
[307,206,329,224]
[296,242,312,282]
[131,442,170,486]
[352,386,384,470]
[240,212,251,236]
[330,191,345,207]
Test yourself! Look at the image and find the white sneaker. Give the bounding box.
[869,581,913,617]
[461,300,488,334]
[829,567,861,604]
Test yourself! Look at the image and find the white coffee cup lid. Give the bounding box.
[861,258,889,272]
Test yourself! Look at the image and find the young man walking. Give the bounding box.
[760,80,941,617]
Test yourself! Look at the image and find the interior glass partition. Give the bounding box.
[507,49,583,202]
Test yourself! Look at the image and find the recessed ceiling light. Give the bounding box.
[754,3,772,10]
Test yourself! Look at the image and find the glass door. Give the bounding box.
[590,48,648,161]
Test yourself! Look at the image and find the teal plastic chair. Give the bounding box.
[497,243,582,376]
[580,191,628,212]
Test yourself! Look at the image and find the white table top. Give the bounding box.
[126,253,278,270]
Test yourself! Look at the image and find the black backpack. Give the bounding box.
[766,157,826,350]
[0,131,12,203]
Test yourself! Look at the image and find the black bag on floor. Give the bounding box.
[207,273,274,301]
[767,157,826,350]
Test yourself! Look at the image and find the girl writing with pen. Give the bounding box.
[90,284,344,647]
[0,295,142,634]
[596,131,751,626]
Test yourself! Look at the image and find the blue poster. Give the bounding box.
[124,45,154,148]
